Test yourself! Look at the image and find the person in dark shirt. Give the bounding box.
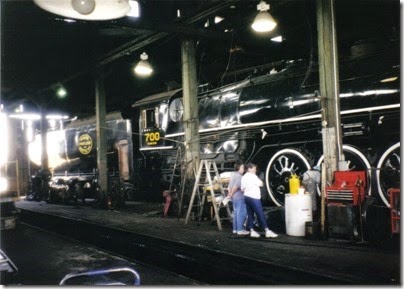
[302,165,321,220]
[228,162,249,235]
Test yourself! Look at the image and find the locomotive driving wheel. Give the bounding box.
[316,144,372,196]
[376,142,400,207]
[265,148,311,206]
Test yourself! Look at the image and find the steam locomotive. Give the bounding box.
[30,112,135,205]
[132,46,400,209]
[32,44,399,240]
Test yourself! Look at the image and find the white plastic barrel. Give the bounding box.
[285,193,313,236]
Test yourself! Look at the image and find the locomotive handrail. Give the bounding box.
[165,103,400,142]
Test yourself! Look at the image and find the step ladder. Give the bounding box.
[184,160,232,231]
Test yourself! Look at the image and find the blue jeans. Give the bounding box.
[245,196,268,231]
[232,197,247,232]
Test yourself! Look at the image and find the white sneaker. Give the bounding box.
[265,230,278,238]
[233,230,237,234]
[237,230,250,236]
[250,230,260,238]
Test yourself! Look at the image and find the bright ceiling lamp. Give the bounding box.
[9,113,41,121]
[251,1,277,33]
[134,52,153,77]
[127,0,140,17]
[214,16,224,24]
[33,0,131,21]
[271,35,283,42]
[380,76,398,83]
[56,85,67,99]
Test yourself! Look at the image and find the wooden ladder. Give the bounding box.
[167,147,189,218]
[168,147,183,193]
[184,160,232,231]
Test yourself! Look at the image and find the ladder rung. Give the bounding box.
[185,159,231,231]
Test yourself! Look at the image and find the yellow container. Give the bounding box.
[289,174,300,194]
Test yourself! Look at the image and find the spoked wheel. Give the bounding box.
[376,142,400,207]
[265,148,311,206]
[316,144,372,196]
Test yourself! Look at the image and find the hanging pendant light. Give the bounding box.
[33,0,131,21]
[134,52,153,76]
[71,0,96,15]
[56,84,68,99]
[251,1,277,33]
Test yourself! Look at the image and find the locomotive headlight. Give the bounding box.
[0,177,8,193]
[0,112,8,167]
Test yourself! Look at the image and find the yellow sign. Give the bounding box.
[78,134,92,155]
[144,131,160,146]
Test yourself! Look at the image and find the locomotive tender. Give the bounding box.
[133,47,400,208]
[39,112,135,204]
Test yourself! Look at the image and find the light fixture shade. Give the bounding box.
[33,0,131,21]
[252,11,277,32]
[134,52,153,76]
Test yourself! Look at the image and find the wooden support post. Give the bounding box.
[316,0,344,236]
[95,69,108,206]
[181,38,200,195]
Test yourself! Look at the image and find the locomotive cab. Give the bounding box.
[136,89,184,152]
[140,107,168,149]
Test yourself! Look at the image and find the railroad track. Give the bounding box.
[18,208,353,285]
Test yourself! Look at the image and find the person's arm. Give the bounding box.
[229,185,238,197]
[240,177,245,192]
[228,174,237,197]
[255,175,263,187]
[315,172,321,184]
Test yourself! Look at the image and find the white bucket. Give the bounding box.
[285,193,313,236]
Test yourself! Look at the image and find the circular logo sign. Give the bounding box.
[78,134,92,155]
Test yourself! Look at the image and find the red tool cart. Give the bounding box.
[326,171,367,240]
[389,188,400,234]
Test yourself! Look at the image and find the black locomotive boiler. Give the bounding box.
[132,47,400,209]
[29,45,399,240]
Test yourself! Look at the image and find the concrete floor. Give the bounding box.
[1,222,201,285]
[11,199,401,285]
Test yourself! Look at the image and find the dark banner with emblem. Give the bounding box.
[78,133,93,155]
[62,120,130,160]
